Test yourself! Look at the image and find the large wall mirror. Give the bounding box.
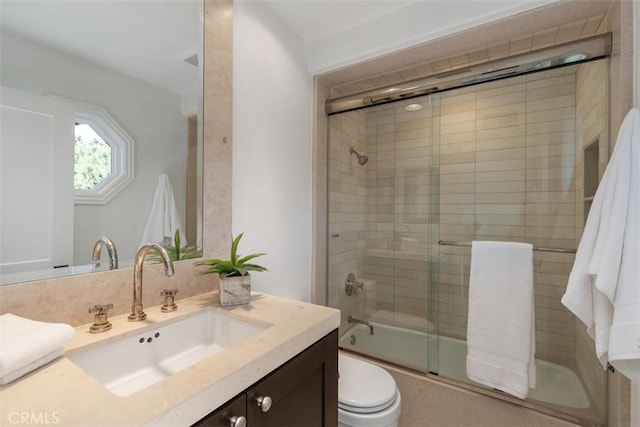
[0,0,204,285]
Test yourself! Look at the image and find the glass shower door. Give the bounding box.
[327,96,438,374]
[428,63,608,425]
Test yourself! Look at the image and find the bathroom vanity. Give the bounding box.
[194,330,338,426]
[0,292,340,426]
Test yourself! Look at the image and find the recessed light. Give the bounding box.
[405,104,423,111]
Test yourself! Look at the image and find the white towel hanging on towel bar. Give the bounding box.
[562,108,640,385]
[466,241,536,399]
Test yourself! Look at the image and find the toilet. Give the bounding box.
[338,353,402,427]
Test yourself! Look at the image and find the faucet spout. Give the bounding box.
[348,315,374,335]
[128,243,175,322]
[92,236,118,270]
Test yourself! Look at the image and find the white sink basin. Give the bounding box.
[69,310,266,397]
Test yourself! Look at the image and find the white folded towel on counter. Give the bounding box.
[466,241,536,399]
[0,313,75,384]
[1,349,64,385]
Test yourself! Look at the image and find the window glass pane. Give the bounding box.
[74,123,112,190]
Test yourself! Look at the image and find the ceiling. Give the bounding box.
[0,0,203,95]
[1,0,600,94]
[2,0,410,94]
[258,0,421,43]
[1,0,426,94]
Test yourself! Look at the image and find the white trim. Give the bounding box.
[46,95,135,205]
[70,101,134,205]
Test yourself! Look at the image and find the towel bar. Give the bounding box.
[438,240,577,254]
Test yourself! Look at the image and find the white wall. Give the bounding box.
[1,32,187,264]
[307,0,560,74]
[232,1,312,301]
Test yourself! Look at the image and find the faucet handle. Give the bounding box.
[345,273,364,296]
[160,289,178,313]
[88,304,113,333]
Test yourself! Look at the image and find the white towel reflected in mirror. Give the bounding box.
[139,173,186,249]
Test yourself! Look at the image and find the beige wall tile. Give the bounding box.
[325,45,615,422]
[476,181,525,193]
[509,35,533,54]
[531,28,558,49]
[476,102,526,119]
[476,158,526,172]
[555,20,586,43]
[477,125,526,140]
[466,47,489,64]
[487,41,509,59]
[476,169,526,182]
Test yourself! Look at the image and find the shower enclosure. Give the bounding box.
[327,59,609,425]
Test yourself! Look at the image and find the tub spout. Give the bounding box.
[348,315,374,335]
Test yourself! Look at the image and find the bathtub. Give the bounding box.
[339,321,590,410]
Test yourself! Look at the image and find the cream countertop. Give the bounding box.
[0,292,340,426]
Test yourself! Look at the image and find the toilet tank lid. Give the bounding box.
[338,353,398,410]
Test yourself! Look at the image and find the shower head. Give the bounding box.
[349,147,369,165]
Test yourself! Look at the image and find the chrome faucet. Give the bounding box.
[348,315,374,335]
[92,236,118,270]
[128,243,174,322]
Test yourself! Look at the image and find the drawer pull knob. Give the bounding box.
[229,415,246,427]
[257,395,272,412]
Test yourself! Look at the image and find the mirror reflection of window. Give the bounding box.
[0,0,204,284]
[74,122,112,191]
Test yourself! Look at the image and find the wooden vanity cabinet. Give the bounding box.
[193,394,247,427]
[193,330,338,427]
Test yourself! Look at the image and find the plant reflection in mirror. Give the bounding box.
[146,230,202,263]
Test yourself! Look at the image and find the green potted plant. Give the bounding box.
[197,233,267,306]
[147,230,202,262]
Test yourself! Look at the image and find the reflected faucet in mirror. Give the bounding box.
[129,244,175,322]
[92,237,118,270]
